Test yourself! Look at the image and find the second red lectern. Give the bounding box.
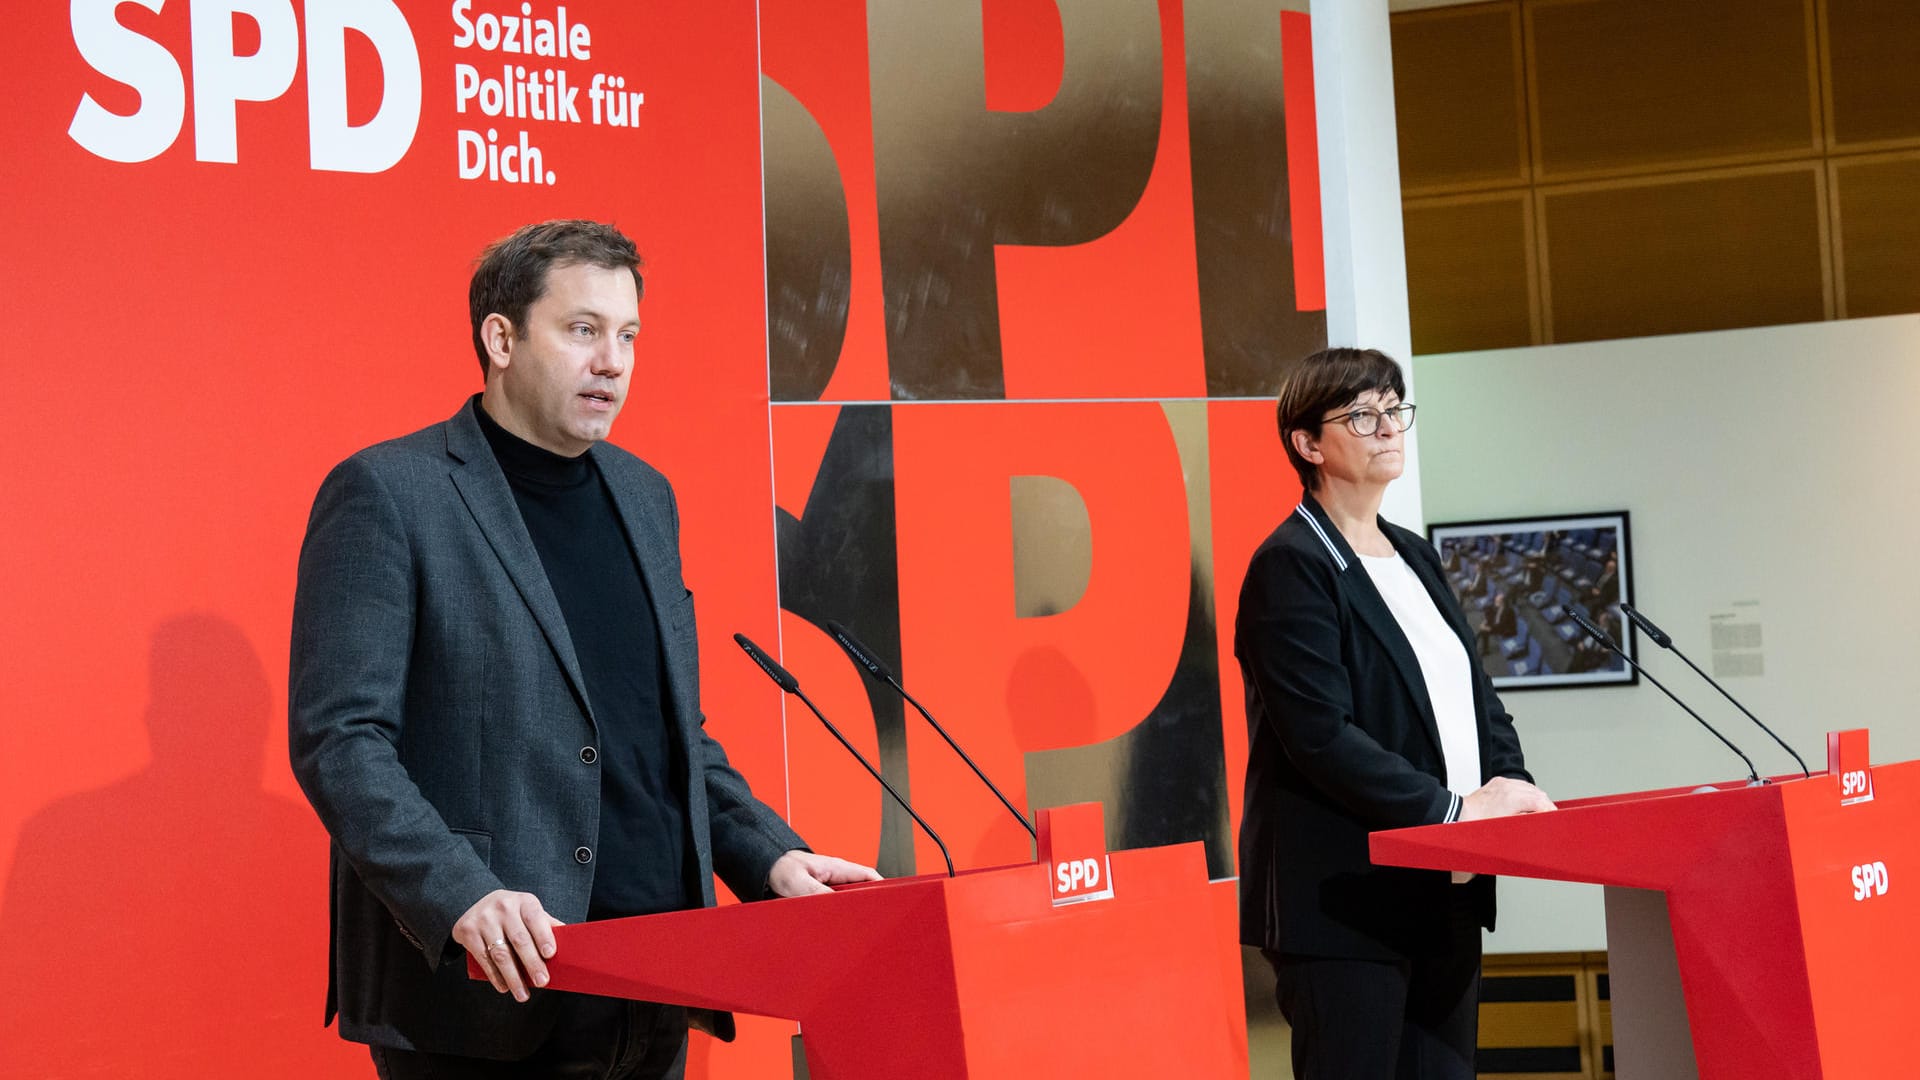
[1372,729,1917,1080]
[476,803,1246,1079]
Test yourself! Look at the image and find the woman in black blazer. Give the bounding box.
[1236,347,1555,1080]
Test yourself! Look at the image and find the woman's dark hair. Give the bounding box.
[469,220,644,377]
[1275,346,1407,492]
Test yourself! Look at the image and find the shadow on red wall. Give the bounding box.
[0,614,357,1077]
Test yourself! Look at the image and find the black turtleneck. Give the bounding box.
[474,398,693,920]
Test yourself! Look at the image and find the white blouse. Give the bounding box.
[1357,551,1483,805]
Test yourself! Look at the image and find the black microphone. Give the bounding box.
[1620,603,1810,778]
[732,633,955,876]
[735,632,799,693]
[824,620,1037,840]
[1563,608,1762,786]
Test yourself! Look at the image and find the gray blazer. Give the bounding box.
[289,399,803,1058]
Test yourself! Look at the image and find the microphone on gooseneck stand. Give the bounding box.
[1619,603,1810,779]
[824,619,1037,840]
[732,633,955,877]
[1563,608,1763,786]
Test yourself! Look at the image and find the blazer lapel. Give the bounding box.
[593,451,693,727]
[1297,496,1445,757]
[443,401,595,725]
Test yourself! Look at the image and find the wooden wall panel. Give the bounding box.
[1388,0,1920,349]
[1832,152,1920,318]
[1405,192,1538,353]
[1479,955,1596,1078]
[1585,966,1615,1079]
[1540,165,1829,343]
[1822,0,1920,150]
[1393,2,1529,194]
[1525,0,1820,179]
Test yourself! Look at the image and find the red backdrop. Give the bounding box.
[0,2,1320,1076]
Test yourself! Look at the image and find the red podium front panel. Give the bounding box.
[475,804,1246,1079]
[1370,733,1918,1080]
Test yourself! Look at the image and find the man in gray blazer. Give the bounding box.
[289,219,878,1079]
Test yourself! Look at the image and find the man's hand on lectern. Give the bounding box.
[453,889,565,1003]
[767,850,883,898]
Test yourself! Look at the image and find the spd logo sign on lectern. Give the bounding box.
[1036,802,1115,906]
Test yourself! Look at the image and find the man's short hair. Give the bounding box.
[1274,346,1407,493]
[468,219,644,378]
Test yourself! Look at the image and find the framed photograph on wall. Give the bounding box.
[1427,512,1634,690]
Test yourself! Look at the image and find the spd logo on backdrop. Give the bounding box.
[68,0,422,171]
[67,0,644,184]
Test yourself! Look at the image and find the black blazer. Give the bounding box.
[1235,495,1531,961]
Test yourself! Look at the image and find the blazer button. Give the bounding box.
[580,746,597,764]
[575,846,594,865]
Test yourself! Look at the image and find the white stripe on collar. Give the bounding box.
[1294,504,1348,572]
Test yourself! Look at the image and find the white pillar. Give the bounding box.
[1311,0,1424,530]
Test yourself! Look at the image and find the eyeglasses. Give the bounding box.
[1321,403,1415,436]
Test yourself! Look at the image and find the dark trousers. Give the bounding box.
[1265,906,1482,1080]
[369,997,688,1080]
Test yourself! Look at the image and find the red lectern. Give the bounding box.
[1371,729,1917,1080]
[475,803,1247,1079]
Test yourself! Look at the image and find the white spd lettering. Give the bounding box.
[1851,861,1889,902]
[69,0,422,172]
[1055,857,1101,894]
[451,0,591,60]
[1842,770,1870,796]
